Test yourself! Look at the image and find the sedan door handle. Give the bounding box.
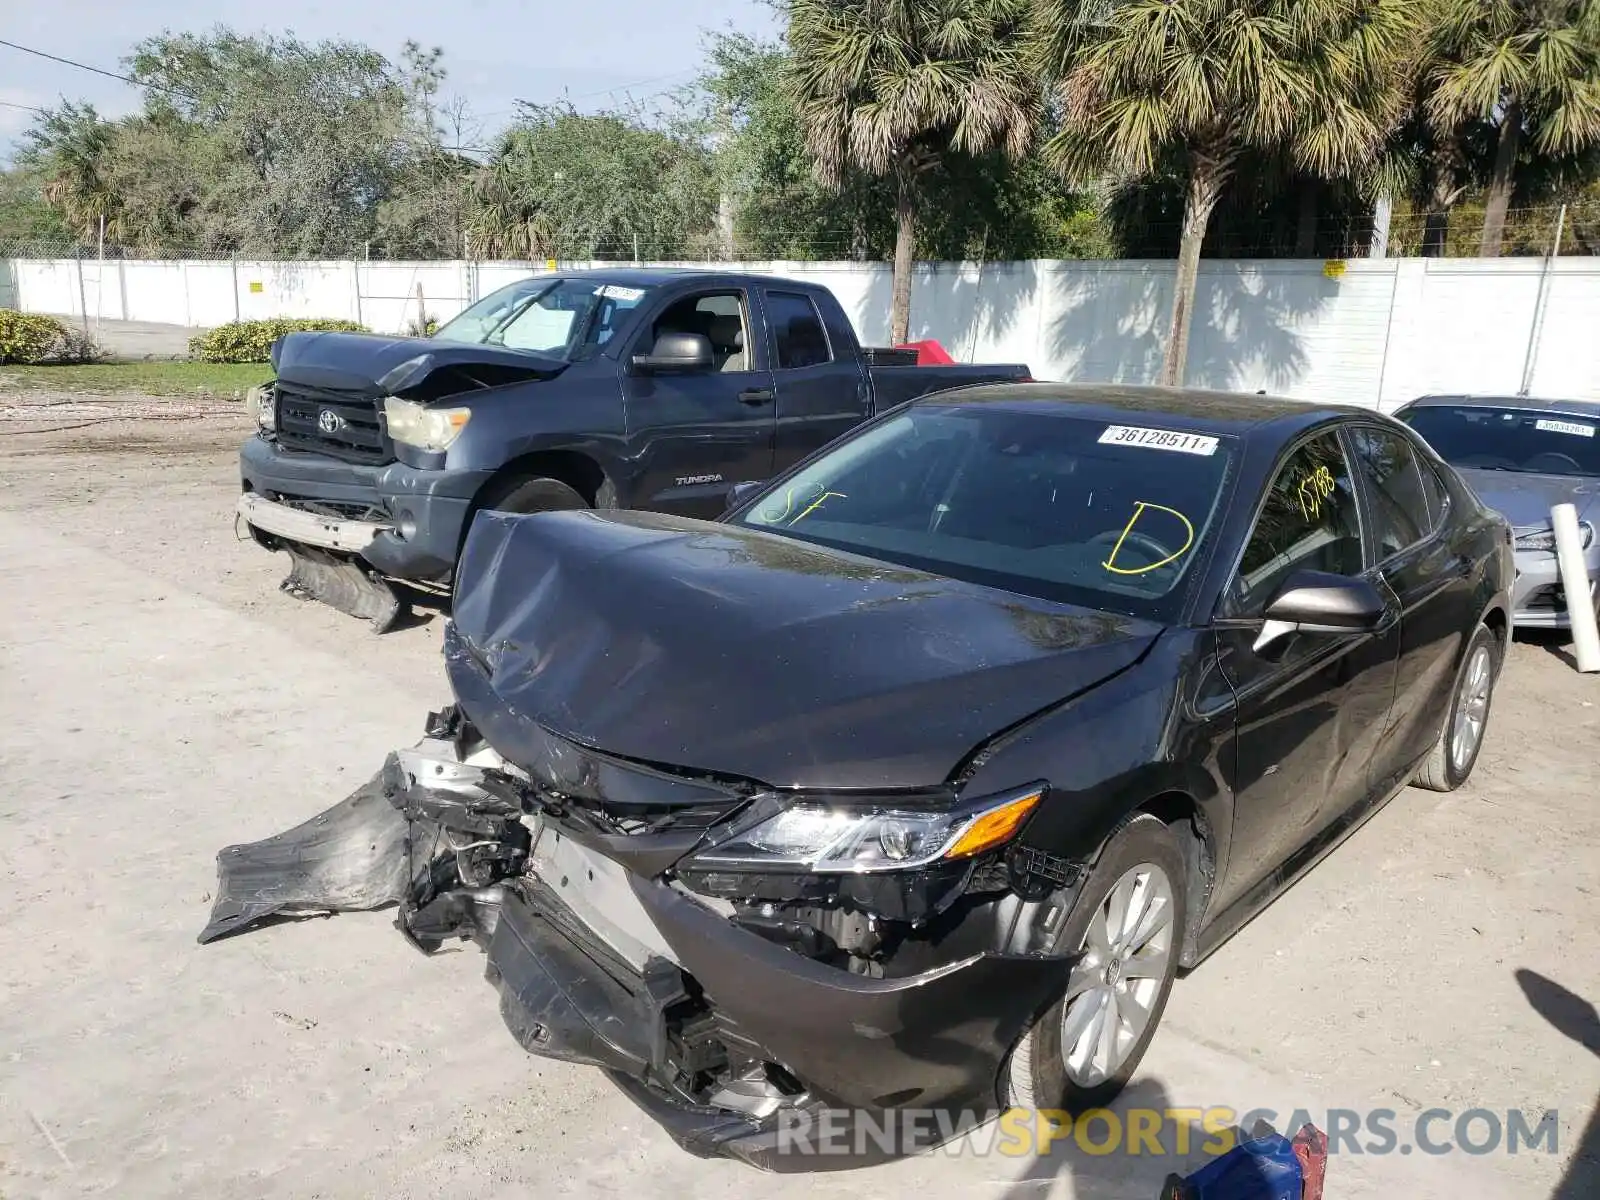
[738,388,775,406]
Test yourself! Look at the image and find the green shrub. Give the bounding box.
[0,309,103,365]
[188,318,367,363]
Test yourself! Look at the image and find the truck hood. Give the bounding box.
[446,509,1161,790]
[271,331,567,395]
[1455,467,1598,530]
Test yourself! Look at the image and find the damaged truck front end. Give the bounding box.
[200,691,1083,1169]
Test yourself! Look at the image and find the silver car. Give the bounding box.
[1395,394,1600,630]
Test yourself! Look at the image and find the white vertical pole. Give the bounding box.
[1519,204,1565,397]
[1552,502,1600,672]
[95,214,105,331]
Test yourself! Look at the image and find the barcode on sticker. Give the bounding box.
[1535,418,1595,438]
[1098,425,1220,456]
[597,284,645,301]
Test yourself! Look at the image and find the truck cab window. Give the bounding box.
[649,292,750,373]
[765,291,832,370]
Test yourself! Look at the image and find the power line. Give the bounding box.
[0,37,194,101]
[0,99,48,114]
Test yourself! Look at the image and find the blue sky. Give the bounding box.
[0,0,778,158]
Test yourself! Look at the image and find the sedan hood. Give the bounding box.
[447,510,1161,790]
[1455,467,1598,529]
[271,331,567,396]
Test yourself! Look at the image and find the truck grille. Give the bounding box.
[275,382,390,465]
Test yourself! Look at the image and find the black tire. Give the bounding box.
[477,475,589,518]
[1413,623,1500,792]
[1005,812,1187,1114]
[451,476,590,603]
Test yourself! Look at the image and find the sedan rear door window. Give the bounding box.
[1233,432,1364,612]
[1349,426,1432,560]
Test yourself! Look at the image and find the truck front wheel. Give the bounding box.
[476,475,589,520]
[452,475,590,603]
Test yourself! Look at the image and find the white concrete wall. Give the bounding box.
[8,254,1598,411]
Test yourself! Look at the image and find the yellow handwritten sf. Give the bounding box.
[1102,501,1195,575]
[791,491,846,524]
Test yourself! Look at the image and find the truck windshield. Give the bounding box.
[730,403,1236,622]
[1399,404,1600,477]
[432,278,654,359]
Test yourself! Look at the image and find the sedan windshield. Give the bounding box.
[731,403,1237,620]
[432,277,653,359]
[1400,404,1600,477]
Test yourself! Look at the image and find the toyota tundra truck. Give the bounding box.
[237,268,1032,630]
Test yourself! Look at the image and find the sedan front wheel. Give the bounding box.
[1005,812,1187,1114]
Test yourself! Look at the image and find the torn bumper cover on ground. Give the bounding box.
[198,715,1077,1169]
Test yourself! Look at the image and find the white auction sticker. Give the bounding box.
[597,284,646,301]
[1535,418,1595,438]
[1098,425,1220,456]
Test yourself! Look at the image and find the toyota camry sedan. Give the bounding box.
[202,383,1513,1169]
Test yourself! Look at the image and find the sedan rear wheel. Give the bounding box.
[1414,623,1500,793]
[1006,813,1187,1114]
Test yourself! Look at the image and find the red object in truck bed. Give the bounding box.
[893,339,956,365]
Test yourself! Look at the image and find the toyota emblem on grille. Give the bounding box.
[317,409,345,434]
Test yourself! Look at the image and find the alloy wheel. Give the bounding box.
[1449,644,1493,772]
[1058,862,1176,1087]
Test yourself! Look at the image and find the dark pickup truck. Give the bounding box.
[238,268,1031,629]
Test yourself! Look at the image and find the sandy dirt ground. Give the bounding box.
[0,392,1596,1199]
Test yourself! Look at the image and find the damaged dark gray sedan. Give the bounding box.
[202,383,1513,1169]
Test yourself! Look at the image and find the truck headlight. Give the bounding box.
[250,383,275,432]
[384,397,471,452]
[682,784,1044,874]
[1516,522,1594,552]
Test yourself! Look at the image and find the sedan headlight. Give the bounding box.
[684,784,1044,874]
[250,383,275,432]
[384,396,471,452]
[1516,522,1594,552]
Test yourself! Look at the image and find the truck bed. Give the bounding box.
[868,362,1033,411]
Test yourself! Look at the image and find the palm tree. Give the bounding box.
[1424,0,1600,257]
[786,0,1038,345]
[22,102,122,243]
[1033,0,1417,385]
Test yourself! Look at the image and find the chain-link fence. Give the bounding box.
[5,201,1597,265]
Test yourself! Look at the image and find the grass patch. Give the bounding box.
[0,361,273,397]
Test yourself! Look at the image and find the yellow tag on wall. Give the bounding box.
[545,258,558,271]
[1322,259,1347,279]
[248,280,263,293]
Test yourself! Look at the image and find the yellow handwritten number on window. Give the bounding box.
[1102,502,1196,576]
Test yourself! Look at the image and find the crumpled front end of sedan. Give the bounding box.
[198,689,1082,1168]
[196,500,1184,1166]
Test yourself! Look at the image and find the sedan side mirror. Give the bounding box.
[1254,569,1387,653]
[632,331,714,374]
[723,480,765,514]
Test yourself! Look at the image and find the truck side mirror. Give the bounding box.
[633,332,714,374]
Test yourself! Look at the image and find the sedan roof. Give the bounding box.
[1406,393,1600,417]
[914,381,1370,440]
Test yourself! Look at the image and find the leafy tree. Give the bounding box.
[19,102,121,241]
[465,103,719,260]
[1034,0,1416,384]
[0,165,73,244]
[123,30,415,256]
[786,0,1038,343]
[1423,0,1600,256]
